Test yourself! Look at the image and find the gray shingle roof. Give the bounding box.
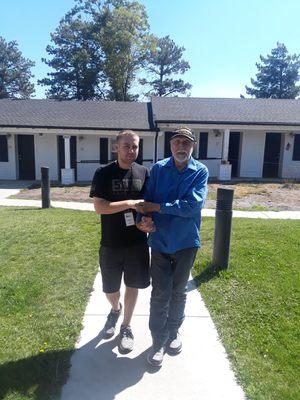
[0,99,154,131]
[152,97,300,126]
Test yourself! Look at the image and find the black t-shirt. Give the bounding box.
[89,161,149,247]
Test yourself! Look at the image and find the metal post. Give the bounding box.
[212,188,234,270]
[41,167,50,209]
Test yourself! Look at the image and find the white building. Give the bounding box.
[0,97,300,183]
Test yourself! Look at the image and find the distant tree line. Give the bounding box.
[1,1,300,101]
[0,0,191,100]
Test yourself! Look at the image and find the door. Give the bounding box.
[228,132,240,177]
[263,133,281,178]
[58,136,77,180]
[17,134,35,180]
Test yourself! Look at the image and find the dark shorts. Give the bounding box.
[99,243,150,293]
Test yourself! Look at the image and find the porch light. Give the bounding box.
[213,129,221,137]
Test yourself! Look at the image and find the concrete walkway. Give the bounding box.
[1,197,300,219]
[60,273,246,400]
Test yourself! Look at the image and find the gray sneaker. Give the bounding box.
[119,325,134,353]
[167,332,182,355]
[147,345,165,367]
[103,303,122,338]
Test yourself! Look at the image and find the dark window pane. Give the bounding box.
[199,132,208,159]
[100,138,108,164]
[164,132,173,158]
[0,135,8,162]
[136,138,143,164]
[292,134,300,161]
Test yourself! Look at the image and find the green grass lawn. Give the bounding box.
[194,218,300,400]
[1,207,299,400]
[0,207,100,400]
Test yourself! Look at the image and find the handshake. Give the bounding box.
[129,200,160,214]
[129,200,158,233]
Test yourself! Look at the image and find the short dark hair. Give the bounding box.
[116,130,139,142]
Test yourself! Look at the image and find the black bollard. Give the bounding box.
[212,188,234,270]
[41,167,50,209]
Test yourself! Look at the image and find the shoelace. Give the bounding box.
[120,327,133,339]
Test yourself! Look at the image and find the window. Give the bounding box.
[164,132,173,158]
[100,138,108,164]
[136,138,143,164]
[198,132,208,159]
[292,134,300,161]
[0,135,8,162]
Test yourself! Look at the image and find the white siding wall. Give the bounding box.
[207,130,222,158]
[201,159,221,177]
[0,134,17,179]
[281,132,300,179]
[35,133,58,180]
[142,136,154,169]
[77,135,101,181]
[239,131,265,177]
[157,134,165,160]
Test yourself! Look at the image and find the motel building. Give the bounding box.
[0,97,300,184]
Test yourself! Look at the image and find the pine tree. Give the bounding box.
[140,35,191,97]
[39,0,151,101]
[38,16,106,100]
[245,42,300,99]
[0,36,35,99]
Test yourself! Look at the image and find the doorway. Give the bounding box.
[263,133,281,178]
[228,132,241,177]
[17,134,36,180]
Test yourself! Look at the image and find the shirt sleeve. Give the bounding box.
[160,167,209,218]
[89,168,107,198]
[136,166,154,224]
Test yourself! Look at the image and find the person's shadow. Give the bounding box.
[0,328,153,400]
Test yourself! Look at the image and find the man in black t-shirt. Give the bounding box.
[90,130,150,354]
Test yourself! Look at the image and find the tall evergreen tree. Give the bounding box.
[245,42,300,99]
[38,16,106,100]
[40,0,152,101]
[0,36,35,99]
[100,1,153,101]
[140,35,191,97]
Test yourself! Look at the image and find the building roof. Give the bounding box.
[152,97,300,126]
[1,97,300,131]
[0,99,154,131]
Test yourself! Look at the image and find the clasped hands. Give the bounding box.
[129,200,158,233]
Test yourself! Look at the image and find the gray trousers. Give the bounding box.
[149,247,198,347]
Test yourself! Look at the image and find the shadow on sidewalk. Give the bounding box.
[0,328,151,400]
[61,329,151,399]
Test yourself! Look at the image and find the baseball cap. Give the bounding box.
[171,127,196,142]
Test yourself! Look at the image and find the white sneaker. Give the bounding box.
[167,332,182,355]
[119,325,134,353]
[147,346,165,367]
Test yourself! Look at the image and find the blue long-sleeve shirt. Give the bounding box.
[144,156,208,254]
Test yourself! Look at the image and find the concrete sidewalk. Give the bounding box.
[1,197,300,219]
[60,272,246,400]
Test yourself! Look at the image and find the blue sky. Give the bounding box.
[1,0,300,99]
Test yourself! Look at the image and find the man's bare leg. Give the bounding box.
[106,291,121,311]
[122,287,138,326]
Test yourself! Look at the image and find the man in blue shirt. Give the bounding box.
[137,127,208,367]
